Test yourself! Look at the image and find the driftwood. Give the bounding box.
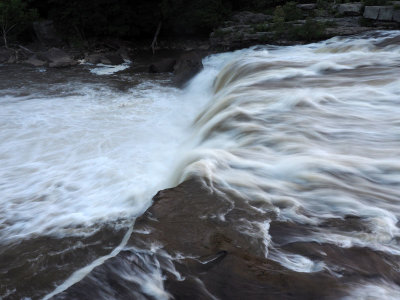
[18,45,33,53]
[150,21,162,54]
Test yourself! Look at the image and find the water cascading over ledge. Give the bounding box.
[46,30,400,300]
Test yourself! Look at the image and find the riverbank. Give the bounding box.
[1,2,400,87]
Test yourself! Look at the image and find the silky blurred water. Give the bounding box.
[2,30,400,299]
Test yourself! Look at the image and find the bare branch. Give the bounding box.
[150,21,162,55]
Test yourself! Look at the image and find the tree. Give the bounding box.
[0,0,37,48]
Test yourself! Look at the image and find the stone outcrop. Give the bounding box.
[40,48,77,67]
[210,2,400,50]
[337,2,363,16]
[173,51,203,87]
[23,48,77,68]
[363,5,400,22]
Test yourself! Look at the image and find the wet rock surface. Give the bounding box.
[56,179,400,299]
[22,47,78,68]
[173,51,204,87]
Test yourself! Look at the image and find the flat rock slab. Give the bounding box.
[363,5,400,21]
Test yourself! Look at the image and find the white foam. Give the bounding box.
[0,76,208,243]
[89,60,131,75]
[173,30,400,272]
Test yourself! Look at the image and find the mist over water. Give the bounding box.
[0,66,208,243]
[1,30,400,299]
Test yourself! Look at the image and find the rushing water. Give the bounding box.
[1,31,400,299]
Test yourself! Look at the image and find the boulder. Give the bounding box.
[33,20,63,46]
[24,54,47,67]
[0,48,13,63]
[364,6,395,21]
[231,11,272,24]
[149,58,176,73]
[85,52,124,65]
[337,2,363,16]
[39,48,77,68]
[173,52,203,87]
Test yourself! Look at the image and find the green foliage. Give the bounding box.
[0,0,38,47]
[47,0,160,40]
[282,1,303,21]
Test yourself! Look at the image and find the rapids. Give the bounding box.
[1,30,400,299]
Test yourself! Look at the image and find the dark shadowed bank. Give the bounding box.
[1,0,400,85]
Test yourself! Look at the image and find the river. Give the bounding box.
[1,30,400,299]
